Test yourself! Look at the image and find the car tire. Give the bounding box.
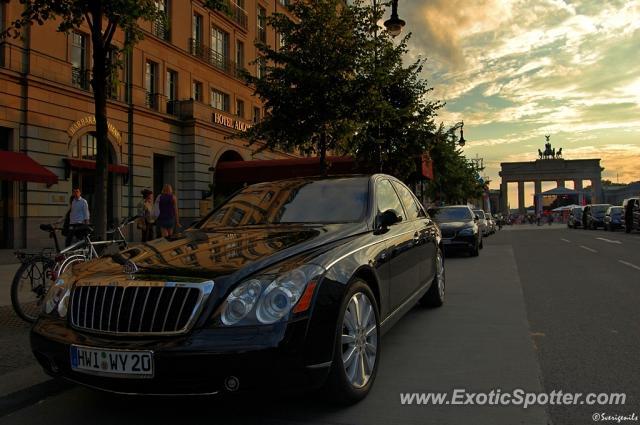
[323,280,380,405]
[479,238,484,249]
[419,246,445,308]
[470,240,480,257]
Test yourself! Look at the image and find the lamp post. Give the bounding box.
[449,120,467,146]
[372,0,405,171]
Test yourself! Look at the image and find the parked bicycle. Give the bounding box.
[11,216,138,323]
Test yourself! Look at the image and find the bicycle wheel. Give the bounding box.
[11,257,55,323]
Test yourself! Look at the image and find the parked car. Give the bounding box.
[473,209,490,237]
[428,206,482,256]
[622,197,640,233]
[604,206,624,231]
[568,206,584,229]
[486,213,497,233]
[30,175,446,404]
[584,204,611,229]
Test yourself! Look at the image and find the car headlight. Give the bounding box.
[43,278,72,317]
[458,227,475,236]
[219,264,325,326]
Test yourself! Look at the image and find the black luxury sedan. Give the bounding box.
[31,175,445,404]
[427,205,482,256]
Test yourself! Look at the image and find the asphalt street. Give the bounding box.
[1,225,639,425]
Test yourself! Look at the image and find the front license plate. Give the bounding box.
[70,345,154,378]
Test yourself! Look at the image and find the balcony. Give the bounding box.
[222,0,248,30]
[189,38,242,79]
[72,67,91,91]
[152,16,170,41]
[145,92,163,110]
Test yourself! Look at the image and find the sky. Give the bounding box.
[396,0,640,208]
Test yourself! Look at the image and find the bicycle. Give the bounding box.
[11,216,138,323]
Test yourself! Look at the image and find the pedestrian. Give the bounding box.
[65,187,90,247]
[155,184,180,238]
[136,189,155,242]
[624,199,635,233]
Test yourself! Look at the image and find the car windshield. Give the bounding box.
[572,208,582,215]
[473,210,486,219]
[428,207,473,222]
[199,177,369,229]
[591,205,610,214]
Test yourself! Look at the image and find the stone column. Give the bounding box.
[534,180,542,195]
[592,178,602,203]
[518,181,525,213]
[501,180,509,214]
[574,179,583,190]
[557,180,565,188]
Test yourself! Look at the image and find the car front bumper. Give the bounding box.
[31,316,330,395]
[441,234,476,250]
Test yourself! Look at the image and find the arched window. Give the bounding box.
[74,133,97,160]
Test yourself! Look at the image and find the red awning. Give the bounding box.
[0,151,59,186]
[214,156,362,184]
[64,158,129,175]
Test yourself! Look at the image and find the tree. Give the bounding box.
[426,124,485,204]
[237,0,368,174]
[2,0,223,239]
[347,2,441,181]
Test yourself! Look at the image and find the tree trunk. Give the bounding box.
[90,7,109,240]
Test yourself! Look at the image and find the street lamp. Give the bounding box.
[383,0,406,37]
[458,121,466,147]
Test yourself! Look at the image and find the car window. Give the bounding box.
[474,210,486,219]
[376,179,404,218]
[428,207,473,221]
[391,181,423,221]
[199,177,369,228]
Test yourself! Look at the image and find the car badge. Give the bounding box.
[123,260,139,277]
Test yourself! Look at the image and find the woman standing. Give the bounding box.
[136,189,155,242]
[156,184,180,237]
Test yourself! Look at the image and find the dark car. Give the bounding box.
[604,206,623,231]
[584,204,611,229]
[568,207,583,228]
[31,175,445,404]
[427,206,482,256]
[622,197,640,233]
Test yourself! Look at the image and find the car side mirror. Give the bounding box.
[378,209,401,229]
[474,215,479,221]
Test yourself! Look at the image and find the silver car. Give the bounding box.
[474,209,490,237]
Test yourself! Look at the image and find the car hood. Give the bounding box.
[71,224,366,283]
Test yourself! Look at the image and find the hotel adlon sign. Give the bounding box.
[67,116,123,146]
[213,112,251,132]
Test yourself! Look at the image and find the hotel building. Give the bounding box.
[0,0,296,248]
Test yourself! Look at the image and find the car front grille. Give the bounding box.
[441,229,457,238]
[69,281,214,335]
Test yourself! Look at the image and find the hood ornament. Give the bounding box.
[123,260,139,277]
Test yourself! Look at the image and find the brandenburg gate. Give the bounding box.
[499,137,602,213]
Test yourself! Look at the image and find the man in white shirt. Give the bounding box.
[65,188,90,246]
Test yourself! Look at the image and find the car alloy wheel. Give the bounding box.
[341,292,378,389]
[436,250,445,300]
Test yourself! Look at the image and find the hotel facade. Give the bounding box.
[0,0,297,249]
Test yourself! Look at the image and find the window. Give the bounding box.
[106,47,119,99]
[153,0,170,40]
[256,57,265,79]
[71,33,89,90]
[278,0,290,6]
[211,27,229,70]
[277,32,286,49]
[252,106,261,123]
[376,179,404,218]
[257,6,267,43]
[236,99,245,118]
[192,80,203,102]
[76,133,97,160]
[236,40,245,69]
[211,89,230,112]
[145,61,158,109]
[166,69,178,114]
[192,13,203,45]
[391,181,424,220]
